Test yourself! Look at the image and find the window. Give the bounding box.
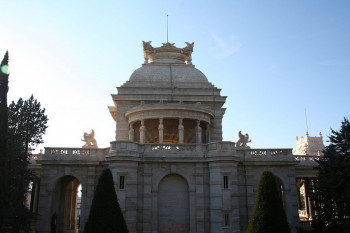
[223,176,228,189]
[119,176,125,189]
[224,213,230,226]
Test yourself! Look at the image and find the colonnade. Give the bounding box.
[128,118,208,144]
[296,178,316,221]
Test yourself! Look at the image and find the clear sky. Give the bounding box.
[1,1,349,152]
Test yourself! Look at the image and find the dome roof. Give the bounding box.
[123,42,212,88]
[129,64,209,84]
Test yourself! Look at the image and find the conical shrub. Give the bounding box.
[84,168,128,233]
[247,170,291,233]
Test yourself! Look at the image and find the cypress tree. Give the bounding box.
[84,168,128,233]
[247,170,291,233]
[0,51,9,231]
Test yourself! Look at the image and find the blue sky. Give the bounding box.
[1,1,349,151]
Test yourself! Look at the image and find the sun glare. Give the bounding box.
[1,65,9,75]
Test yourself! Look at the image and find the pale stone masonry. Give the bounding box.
[29,41,320,233]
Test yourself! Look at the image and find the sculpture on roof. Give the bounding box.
[142,41,154,64]
[81,129,98,148]
[142,41,195,64]
[183,42,194,64]
[236,131,251,148]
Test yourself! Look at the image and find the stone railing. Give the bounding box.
[298,209,308,217]
[294,155,320,161]
[43,147,108,161]
[29,153,43,161]
[142,143,207,159]
[240,148,295,161]
[294,155,320,167]
[144,143,205,153]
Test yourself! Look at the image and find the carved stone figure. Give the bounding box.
[236,130,251,148]
[81,129,98,148]
[142,41,154,64]
[183,42,194,64]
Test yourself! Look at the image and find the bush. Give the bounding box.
[84,169,128,233]
[247,170,290,233]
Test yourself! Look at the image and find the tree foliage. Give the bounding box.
[0,51,9,232]
[8,95,48,155]
[0,51,48,232]
[84,169,128,233]
[247,170,291,233]
[5,95,48,232]
[313,117,350,233]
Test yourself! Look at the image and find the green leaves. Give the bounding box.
[8,95,48,153]
[313,118,350,231]
[247,171,291,233]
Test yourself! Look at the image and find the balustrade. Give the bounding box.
[294,155,320,161]
[147,144,198,152]
[246,149,292,156]
[43,147,107,161]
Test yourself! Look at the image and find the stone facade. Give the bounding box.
[295,132,325,156]
[29,41,320,233]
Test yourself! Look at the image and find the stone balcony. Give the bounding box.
[27,143,319,165]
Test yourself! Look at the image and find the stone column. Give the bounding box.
[196,120,202,144]
[158,118,164,143]
[206,122,210,143]
[140,119,145,144]
[305,178,314,220]
[178,118,184,144]
[129,123,134,142]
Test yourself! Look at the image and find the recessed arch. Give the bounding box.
[158,174,189,233]
[52,175,82,233]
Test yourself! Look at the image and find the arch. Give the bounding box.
[52,175,82,233]
[274,175,285,207]
[153,170,195,192]
[158,174,190,233]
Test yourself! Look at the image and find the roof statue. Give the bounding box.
[142,41,194,64]
[81,129,98,148]
[236,130,251,148]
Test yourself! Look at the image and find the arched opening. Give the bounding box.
[52,175,81,233]
[274,176,285,208]
[158,174,189,233]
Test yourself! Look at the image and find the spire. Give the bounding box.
[167,14,169,43]
[304,109,309,135]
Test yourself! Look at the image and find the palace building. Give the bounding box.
[28,41,321,233]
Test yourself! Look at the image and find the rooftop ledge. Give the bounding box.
[26,143,318,165]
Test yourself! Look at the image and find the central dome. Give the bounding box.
[123,42,212,89]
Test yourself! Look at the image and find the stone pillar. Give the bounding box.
[189,190,196,233]
[129,123,134,142]
[178,118,184,144]
[196,120,202,144]
[159,118,164,143]
[140,119,145,144]
[305,178,314,220]
[206,122,210,143]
